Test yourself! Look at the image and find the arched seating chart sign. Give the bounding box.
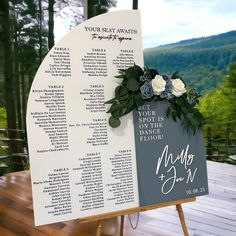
[27,11,208,226]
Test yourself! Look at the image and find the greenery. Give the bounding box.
[0,107,6,127]
[0,0,116,175]
[0,108,11,175]
[144,31,236,163]
[199,63,236,124]
[198,64,236,164]
[197,63,236,163]
[0,0,235,168]
[144,30,236,92]
[106,65,204,134]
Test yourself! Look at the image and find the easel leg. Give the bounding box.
[120,215,124,236]
[96,220,102,236]
[176,204,189,236]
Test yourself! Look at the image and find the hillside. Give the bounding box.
[144,30,236,91]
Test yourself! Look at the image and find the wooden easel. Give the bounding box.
[80,197,195,236]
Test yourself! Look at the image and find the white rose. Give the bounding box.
[151,75,166,95]
[171,79,186,97]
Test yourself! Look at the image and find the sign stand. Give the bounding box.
[120,215,125,236]
[26,10,208,229]
[96,220,102,236]
[80,197,195,236]
[176,204,189,236]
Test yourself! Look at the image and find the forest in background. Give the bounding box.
[144,30,236,92]
[0,0,235,175]
[144,32,236,163]
[198,63,236,163]
[0,0,117,175]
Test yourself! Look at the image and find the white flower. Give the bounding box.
[171,79,186,97]
[151,75,166,95]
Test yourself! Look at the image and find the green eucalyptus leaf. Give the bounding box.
[126,97,135,113]
[109,103,123,118]
[115,85,128,98]
[195,112,204,122]
[166,106,171,118]
[181,106,189,114]
[175,106,182,119]
[134,94,144,107]
[118,69,126,73]
[189,116,200,127]
[171,111,177,122]
[192,126,196,135]
[133,64,144,77]
[171,71,179,79]
[119,99,128,106]
[109,116,121,128]
[111,108,123,118]
[127,77,139,92]
[182,119,190,132]
[118,93,129,101]
[183,97,191,108]
[115,74,126,79]
[107,103,119,113]
[105,98,117,104]
[125,65,143,79]
[175,98,181,105]
[122,80,127,86]
[126,66,136,79]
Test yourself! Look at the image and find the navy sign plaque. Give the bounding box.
[133,100,209,206]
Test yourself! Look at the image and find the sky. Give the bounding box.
[55,0,236,48]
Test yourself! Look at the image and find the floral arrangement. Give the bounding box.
[105,64,204,134]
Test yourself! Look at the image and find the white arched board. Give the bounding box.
[27,10,143,226]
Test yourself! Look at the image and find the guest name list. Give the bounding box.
[27,11,143,226]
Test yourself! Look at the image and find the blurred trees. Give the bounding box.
[88,0,117,18]
[48,0,55,49]
[0,0,117,173]
[0,0,117,130]
[144,31,236,162]
[199,63,236,136]
[198,63,236,162]
[0,0,235,172]
[0,0,48,131]
[144,31,236,92]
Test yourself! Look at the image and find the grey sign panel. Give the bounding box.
[133,100,209,206]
